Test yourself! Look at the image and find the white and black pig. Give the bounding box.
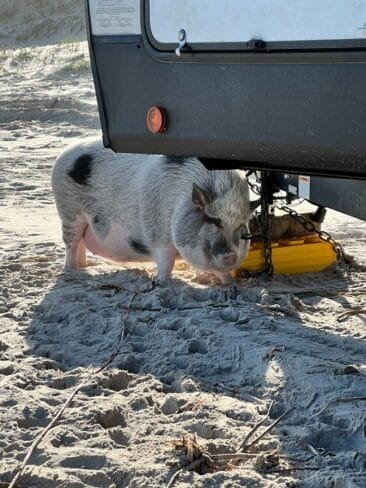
[52,139,254,284]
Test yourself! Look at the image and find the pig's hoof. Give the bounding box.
[215,271,235,285]
[225,282,239,300]
[151,279,159,289]
[151,276,163,290]
[151,276,172,289]
[62,268,83,282]
[63,265,78,274]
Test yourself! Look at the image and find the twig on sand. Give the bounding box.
[262,347,286,361]
[8,382,86,488]
[166,433,244,487]
[95,292,137,373]
[237,401,274,452]
[166,404,295,487]
[315,396,366,417]
[166,466,184,488]
[8,292,137,488]
[267,466,319,474]
[229,402,294,469]
[334,396,366,403]
[166,460,201,488]
[210,452,260,460]
[337,307,366,322]
[243,407,295,452]
[303,443,325,457]
[93,282,154,296]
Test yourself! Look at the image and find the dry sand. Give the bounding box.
[0,1,85,47]
[1,3,366,487]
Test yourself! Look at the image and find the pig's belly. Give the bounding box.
[82,224,151,263]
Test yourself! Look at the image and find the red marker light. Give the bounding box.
[146,106,166,133]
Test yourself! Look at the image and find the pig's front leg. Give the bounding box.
[152,246,178,285]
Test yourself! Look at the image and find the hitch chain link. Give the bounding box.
[260,202,274,276]
[259,172,274,276]
[275,204,346,263]
[247,172,273,274]
[246,171,347,269]
[263,228,274,276]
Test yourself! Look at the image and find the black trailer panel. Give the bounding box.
[86,1,366,178]
[285,175,366,221]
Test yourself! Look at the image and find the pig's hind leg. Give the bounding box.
[76,240,87,268]
[62,214,88,270]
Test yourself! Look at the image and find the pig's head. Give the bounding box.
[172,170,255,274]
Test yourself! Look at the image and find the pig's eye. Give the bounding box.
[236,223,251,234]
[204,214,222,228]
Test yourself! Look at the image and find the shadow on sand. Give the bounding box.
[4,262,366,488]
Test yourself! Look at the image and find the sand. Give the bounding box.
[0,1,85,47]
[1,4,366,487]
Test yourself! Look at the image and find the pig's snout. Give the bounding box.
[221,252,238,268]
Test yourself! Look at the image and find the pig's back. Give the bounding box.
[52,138,198,244]
[53,138,164,214]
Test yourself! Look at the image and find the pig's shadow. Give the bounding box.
[24,264,366,487]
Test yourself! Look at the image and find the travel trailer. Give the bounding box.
[85,0,366,221]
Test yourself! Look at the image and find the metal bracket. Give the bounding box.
[175,29,187,56]
[260,171,275,276]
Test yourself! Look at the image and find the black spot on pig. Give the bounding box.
[211,238,231,257]
[68,154,93,186]
[163,155,188,166]
[129,238,150,255]
[93,211,111,238]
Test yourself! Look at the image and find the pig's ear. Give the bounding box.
[192,183,207,210]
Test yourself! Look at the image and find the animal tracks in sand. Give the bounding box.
[100,371,133,392]
[95,408,127,430]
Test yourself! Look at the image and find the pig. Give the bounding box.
[51,139,254,284]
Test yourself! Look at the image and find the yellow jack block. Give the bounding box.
[235,235,338,276]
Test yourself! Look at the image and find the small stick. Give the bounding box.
[335,396,366,403]
[210,453,261,460]
[166,460,201,488]
[166,466,184,488]
[244,407,295,452]
[8,382,86,488]
[95,292,137,373]
[315,396,366,417]
[267,466,319,474]
[337,308,366,322]
[8,292,137,488]
[304,443,323,456]
[237,400,274,452]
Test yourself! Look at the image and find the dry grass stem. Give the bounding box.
[337,308,366,322]
[263,347,286,361]
[167,433,240,486]
[244,407,295,452]
[237,400,274,452]
[316,396,366,417]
